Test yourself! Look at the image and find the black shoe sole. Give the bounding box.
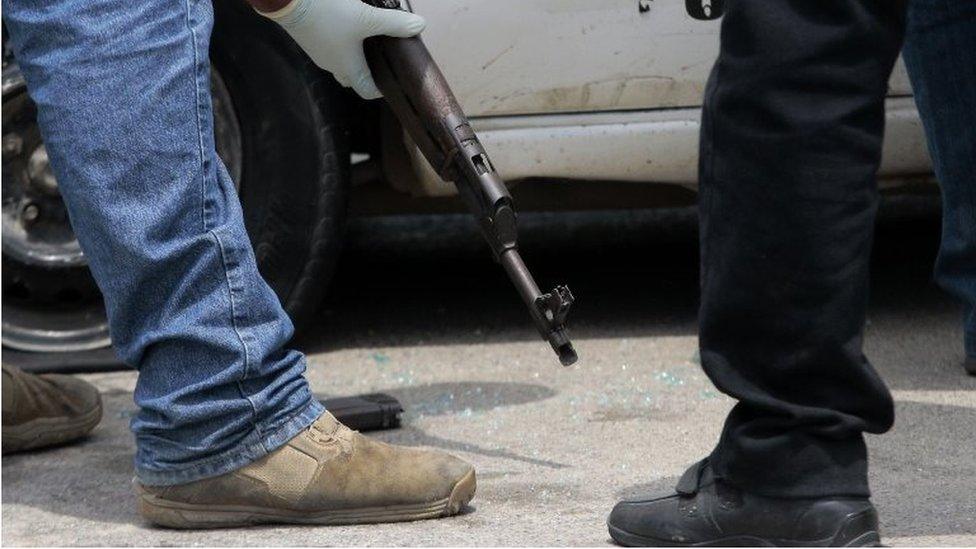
[608,509,882,547]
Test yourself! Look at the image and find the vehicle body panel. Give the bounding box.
[399,1,929,197]
[405,98,931,197]
[410,0,913,117]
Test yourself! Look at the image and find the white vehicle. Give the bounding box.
[0,0,931,353]
[397,0,930,198]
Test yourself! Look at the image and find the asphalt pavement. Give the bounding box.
[3,198,975,546]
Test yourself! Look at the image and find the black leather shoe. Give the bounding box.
[965,356,976,376]
[608,459,881,547]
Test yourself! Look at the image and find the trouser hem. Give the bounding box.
[709,437,871,499]
[135,399,324,486]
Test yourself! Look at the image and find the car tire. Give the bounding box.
[1,6,348,352]
[212,0,350,335]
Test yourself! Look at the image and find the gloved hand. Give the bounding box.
[260,0,426,99]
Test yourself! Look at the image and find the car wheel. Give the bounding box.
[211,0,350,335]
[0,10,348,353]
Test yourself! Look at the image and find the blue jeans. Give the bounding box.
[903,0,976,360]
[2,0,324,485]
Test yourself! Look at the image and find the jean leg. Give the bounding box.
[903,0,976,360]
[698,0,906,497]
[2,0,323,485]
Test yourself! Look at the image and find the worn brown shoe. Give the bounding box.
[1,364,103,454]
[136,411,476,528]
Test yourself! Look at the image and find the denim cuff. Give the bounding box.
[135,399,325,486]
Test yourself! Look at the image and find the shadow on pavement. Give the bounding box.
[372,426,568,470]
[295,208,703,355]
[319,381,568,469]
[870,401,976,538]
[298,197,970,390]
[319,381,557,419]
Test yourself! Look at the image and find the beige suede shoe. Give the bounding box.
[1,364,103,454]
[136,411,476,528]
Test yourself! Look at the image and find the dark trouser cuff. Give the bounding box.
[709,428,870,499]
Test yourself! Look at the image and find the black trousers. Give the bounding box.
[699,0,908,498]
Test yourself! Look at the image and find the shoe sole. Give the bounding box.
[137,468,476,529]
[608,509,882,547]
[1,399,103,455]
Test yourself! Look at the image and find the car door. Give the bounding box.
[409,0,913,117]
[403,1,926,192]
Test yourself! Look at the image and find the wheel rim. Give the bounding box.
[1,45,244,352]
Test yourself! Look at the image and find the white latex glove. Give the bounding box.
[261,0,426,99]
